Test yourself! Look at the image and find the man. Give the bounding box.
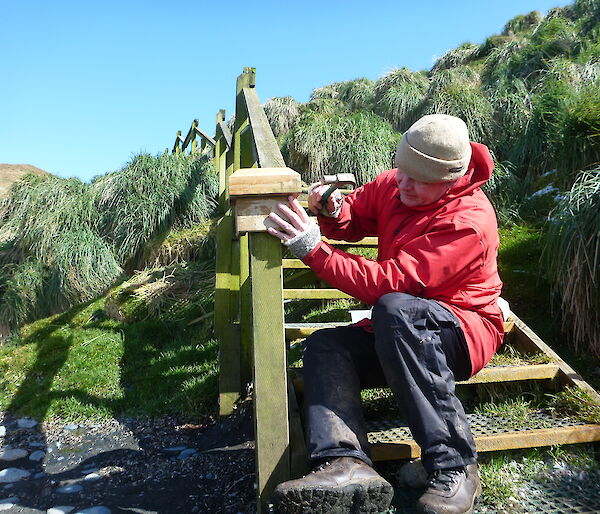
[267,114,504,514]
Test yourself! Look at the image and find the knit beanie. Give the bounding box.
[394,114,472,183]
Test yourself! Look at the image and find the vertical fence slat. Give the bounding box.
[250,232,289,511]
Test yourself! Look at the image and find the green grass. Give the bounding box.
[489,345,554,366]
[498,226,556,340]
[473,398,545,428]
[0,296,218,422]
[478,444,598,508]
[547,386,600,424]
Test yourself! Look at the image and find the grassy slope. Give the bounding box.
[0,295,217,422]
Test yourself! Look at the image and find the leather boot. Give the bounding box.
[416,463,481,514]
[273,457,394,514]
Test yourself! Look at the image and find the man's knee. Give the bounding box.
[303,328,344,362]
[372,292,418,326]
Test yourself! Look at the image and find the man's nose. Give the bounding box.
[398,174,413,190]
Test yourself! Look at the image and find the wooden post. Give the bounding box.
[250,232,289,511]
[174,130,182,154]
[229,166,302,510]
[214,107,241,417]
[215,212,240,416]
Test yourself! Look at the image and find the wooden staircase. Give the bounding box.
[212,67,600,512]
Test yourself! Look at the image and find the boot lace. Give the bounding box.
[427,468,465,491]
[310,460,333,474]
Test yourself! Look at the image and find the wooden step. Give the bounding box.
[283,289,353,300]
[290,362,560,394]
[285,321,515,339]
[367,412,600,461]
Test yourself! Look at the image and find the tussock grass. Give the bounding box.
[104,260,214,324]
[142,220,216,267]
[422,67,496,145]
[544,168,600,356]
[286,110,400,185]
[0,153,218,335]
[431,43,481,72]
[310,82,345,101]
[0,259,48,334]
[93,153,217,265]
[486,77,533,159]
[556,82,600,174]
[373,68,428,130]
[263,96,301,138]
[502,11,544,36]
[337,78,376,112]
[483,160,527,226]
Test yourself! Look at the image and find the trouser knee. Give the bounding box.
[303,329,340,363]
[372,293,419,355]
[372,292,418,326]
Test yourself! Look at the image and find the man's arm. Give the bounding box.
[268,198,490,307]
[303,220,488,306]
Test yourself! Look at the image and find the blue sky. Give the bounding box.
[1,0,570,181]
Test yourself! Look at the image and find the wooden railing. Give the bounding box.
[165,118,217,157]
[213,67,290,511]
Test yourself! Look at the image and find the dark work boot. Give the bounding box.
[273,457,394,513]
[416,463,481,514]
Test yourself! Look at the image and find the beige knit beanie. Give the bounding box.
[394,114,472,183]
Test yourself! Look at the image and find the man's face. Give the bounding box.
[395,169,453,207]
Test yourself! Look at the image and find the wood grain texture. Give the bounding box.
[243,88,286,168]
[229,167,301,196]
[249,233,290,511]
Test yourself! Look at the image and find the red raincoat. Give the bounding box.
[302,142,504,376]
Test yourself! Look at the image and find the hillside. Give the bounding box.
[0,164,49,197]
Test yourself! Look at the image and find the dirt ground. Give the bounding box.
[0,405,256,514]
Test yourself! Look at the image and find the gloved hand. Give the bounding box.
[267,196,322,259]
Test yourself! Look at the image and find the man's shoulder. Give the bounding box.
[435,190,498,231]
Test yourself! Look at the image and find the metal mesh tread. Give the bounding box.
[368,413,600,460]
[392,474,600,513]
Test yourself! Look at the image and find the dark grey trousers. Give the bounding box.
[302,292,477,472]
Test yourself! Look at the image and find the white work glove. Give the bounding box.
[267,196,322,259]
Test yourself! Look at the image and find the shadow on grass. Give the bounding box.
[2,295,225,511]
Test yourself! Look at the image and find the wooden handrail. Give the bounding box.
[165,119,216,156]
[241,87,286,168]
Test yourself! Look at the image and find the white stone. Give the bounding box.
[75,508,111,514]
[0,427,6,437]
[0,449,28,461]
[47,507,75,514]
[29,450,46,462]
[0,468,30,483]
[83,473,100,481]
[0,497,18,511]
[16,418,38,429]
[56,484,82,494]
